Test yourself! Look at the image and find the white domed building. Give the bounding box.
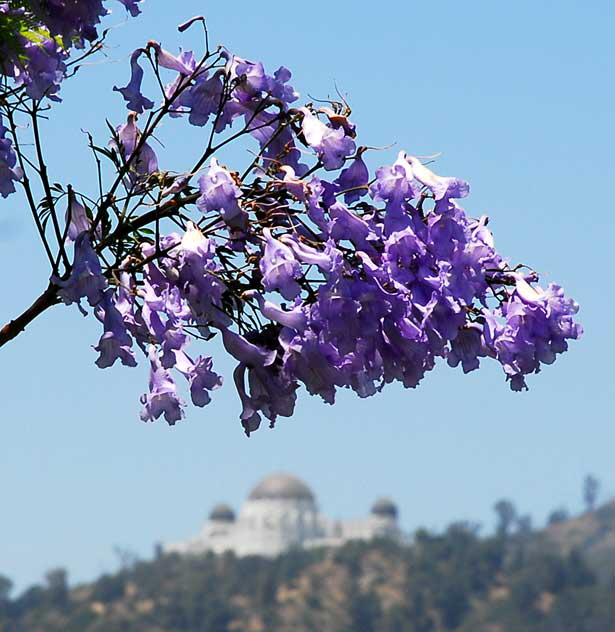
[165,473,404,557]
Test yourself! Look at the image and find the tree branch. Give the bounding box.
[98,192,200,251]
[31,105,70,271]
[0,283,60,349]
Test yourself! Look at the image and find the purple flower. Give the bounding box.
[196,158,246,228]
[220,327,277,367]
[334,154,369,204]
[247,364,297,424]
[280,330,342,404]
[383,226,428,286]
[482,278,582,390]
[233,364,261,435]
[55,233,106,309]
[369,151,418,210]
[226,56,298,106]
[248,110,306,175]
[112,113,159,180]
[142,303,188,369]
[224,328,297,433]
[113,49,154,113]
[140,347,185,424]
[174,350,223,407]
[300,108,356,170]
[94,290,137,368]
[303,176,328,229]
[181,72,224,126]
[112,268,149,347]
[176,224,230,334]
[65,189,98,243]
[148,41,195,75]
[447,324,485,373]
[259,229,302,300]
[233,362,297,435]
[328,202,378,251]
[243,290,308,331]
[406,155,469,201]
[279,235,334,273]
[162,49,199,116]
[227,57,268,101]
[268,66,299,104]
[0,115,23,198]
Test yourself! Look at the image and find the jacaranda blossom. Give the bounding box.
[40,23,581,434]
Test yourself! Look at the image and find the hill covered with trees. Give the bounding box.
[1,501,614,631]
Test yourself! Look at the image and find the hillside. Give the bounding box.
[1,505,614,632]
[536,500,615,583]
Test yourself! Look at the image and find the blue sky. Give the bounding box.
[1,0,614,592]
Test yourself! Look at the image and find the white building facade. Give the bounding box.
[166,472,403,557]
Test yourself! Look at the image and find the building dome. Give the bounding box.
[248,473,315,502]
[371,497,398,519]
[209,503,236,522]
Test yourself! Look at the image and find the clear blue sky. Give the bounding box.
[1,0,613,592]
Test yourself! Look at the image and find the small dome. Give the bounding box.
[248,473,315,501]
[209,503,236,522]
[371,497,398,519]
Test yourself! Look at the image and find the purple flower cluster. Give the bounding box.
[482,278,582,391]
[56,223,225,424]
[28,0,108,43]
[0,1,142,104]
[114,41,306,174]
[53,31,581,434]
